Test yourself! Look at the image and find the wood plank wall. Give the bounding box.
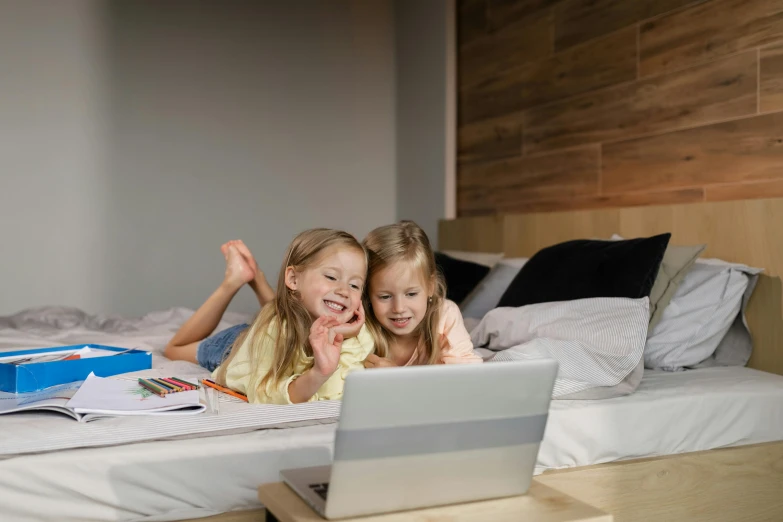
[457,0,783,216]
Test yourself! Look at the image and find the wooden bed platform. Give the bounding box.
[438,196,783,521]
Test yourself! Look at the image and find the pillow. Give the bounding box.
[440,250,504,268]
[644,259,762,371]
[460,258,529,319]
[472,297,649,399]
[497,234,671,308]
[497,257,528,269]
[434,252,491,304]
[694,259,762,369]
[463,316,482,333]
[611,234,706,331]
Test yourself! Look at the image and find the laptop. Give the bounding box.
[280,359,558,519]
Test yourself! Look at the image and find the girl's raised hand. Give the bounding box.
[333,304,365,339]
[309,316,343,378]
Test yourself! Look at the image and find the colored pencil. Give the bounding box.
[141,378,168,394]
[137,376,202,397]
[138,378,167,397]
[137,378,157,391]
[169,376,199,390]
[148,377,174,391]
[161,377,188,391]
[157,377,183,392]
[151,378,179,392]
[152,377,179,393]
[201,379,249,402]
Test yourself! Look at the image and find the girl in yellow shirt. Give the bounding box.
[165,229,374,404]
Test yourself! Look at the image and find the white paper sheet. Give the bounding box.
[66,374,205,416]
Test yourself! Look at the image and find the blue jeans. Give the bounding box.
[196,323,249,372]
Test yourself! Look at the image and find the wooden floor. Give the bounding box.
[536,441,783,522]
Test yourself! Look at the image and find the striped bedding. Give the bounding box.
[471,297,649,399]
[0,392,340,457]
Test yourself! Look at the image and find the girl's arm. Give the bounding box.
[287,316,344,403]
[287,368,332,404]
[294,323,374,401]
[439,300,483,364]
[272,320,373,404]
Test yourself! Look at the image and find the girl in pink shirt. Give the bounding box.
[362,221,482,368]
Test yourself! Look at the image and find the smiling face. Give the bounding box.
[368,260,432,339]
[285,245,366,323]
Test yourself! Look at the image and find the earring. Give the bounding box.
[428,296,433,303]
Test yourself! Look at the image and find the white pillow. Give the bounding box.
[644,259,761,371]
[473,297,649,399]
[460,258,528,319]
[440,250,504,268]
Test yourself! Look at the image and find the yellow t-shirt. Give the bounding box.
[212,320,374,404]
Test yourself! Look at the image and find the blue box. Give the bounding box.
[0,345,152,393]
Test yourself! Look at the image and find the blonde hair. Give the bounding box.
[362,220,446,365]
[215,229,366,394]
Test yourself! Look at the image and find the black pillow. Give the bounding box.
[434,252,491,304]
[497,233,671,308]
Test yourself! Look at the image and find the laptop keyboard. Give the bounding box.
[309,482,330,500]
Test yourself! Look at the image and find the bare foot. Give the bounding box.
[221,240,269,289]
[223,245,255,289]
[221,240,258,273]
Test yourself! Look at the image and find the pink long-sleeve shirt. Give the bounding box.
[403,299,483,366]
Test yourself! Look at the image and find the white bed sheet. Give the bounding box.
[0,422,337,522]
[4,367,782,521]
[2,308,783,521]
[538,366,783,473]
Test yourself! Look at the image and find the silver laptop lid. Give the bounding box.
[324,360,558,519]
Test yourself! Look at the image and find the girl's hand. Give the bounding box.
[363,354,398,369]
[309,316,343,378]
[333,304,365,339]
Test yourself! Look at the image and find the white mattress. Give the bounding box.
[0,422,337,521]
[538,366,783,473]
[2,307,783,521]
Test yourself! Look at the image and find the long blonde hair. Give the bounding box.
[215,229,366,393]
[362,221,447,365]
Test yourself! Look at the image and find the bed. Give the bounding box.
[2,197,783,521]
[0,309,327,521]
[438,196,783,521]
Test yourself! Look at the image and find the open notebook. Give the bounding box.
[0,374,205,422]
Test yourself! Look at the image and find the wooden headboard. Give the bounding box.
[439,197,783,376]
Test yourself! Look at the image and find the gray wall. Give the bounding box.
[395,0,455,244]
[0,0,396,316]
[0,0,109,315]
